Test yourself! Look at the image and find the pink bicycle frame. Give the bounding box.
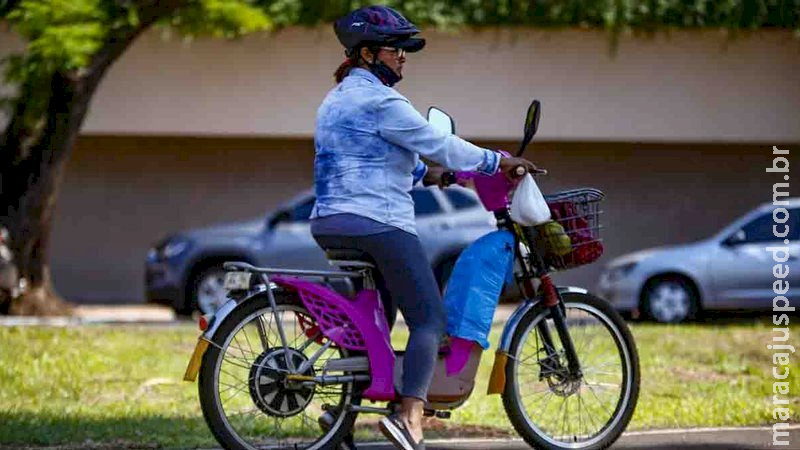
[261,167,536,402]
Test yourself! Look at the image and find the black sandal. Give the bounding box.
[379,413,426,450]
[318,411,358,449]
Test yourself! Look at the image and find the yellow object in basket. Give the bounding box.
[537,221,572,256]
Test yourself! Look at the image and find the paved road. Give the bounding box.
[355,426,800,450]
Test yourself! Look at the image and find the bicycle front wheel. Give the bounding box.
[502,292,640,450]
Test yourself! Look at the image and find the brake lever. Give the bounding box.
[514,166,548,177]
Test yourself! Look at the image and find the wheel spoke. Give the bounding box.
[204,301,356,450]
[508,300,637,448]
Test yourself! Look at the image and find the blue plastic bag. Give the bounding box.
[444,230,515,349]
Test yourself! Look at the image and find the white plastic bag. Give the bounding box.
[510,173,552,226]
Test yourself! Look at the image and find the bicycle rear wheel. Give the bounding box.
[502,292,639,450]
[198,292,359,450]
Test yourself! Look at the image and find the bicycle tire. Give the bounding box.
[502,292,640,450]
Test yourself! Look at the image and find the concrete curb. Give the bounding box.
[0,305,176,326]
[0,300,522,327]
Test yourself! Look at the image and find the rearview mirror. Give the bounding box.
[427,106,455,135]
[517,100,541,157]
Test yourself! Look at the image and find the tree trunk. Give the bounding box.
[0,72,97,315]
[0,0,187,315]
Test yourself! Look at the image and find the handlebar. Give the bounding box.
[441,166,547,188]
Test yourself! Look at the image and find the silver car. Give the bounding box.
[598,199,799,323]
[146,186,496,314]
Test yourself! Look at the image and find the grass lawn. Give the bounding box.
[0,316,797,448]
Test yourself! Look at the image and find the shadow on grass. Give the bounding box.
[629,309,790,327]
[0,412,512,449]
[695,309,784,326]
[1,409,784,450]
[0,411,214,449]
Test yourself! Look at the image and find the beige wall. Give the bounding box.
[52,136,793,302]
[1,27,799,141]
[52,137,315,302]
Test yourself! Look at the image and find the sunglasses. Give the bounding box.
[379,47,406,58]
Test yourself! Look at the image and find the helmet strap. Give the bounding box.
[366,49,402,87]
[348,46,402,87]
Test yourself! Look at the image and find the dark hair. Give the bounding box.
[334,55,358,83]
[334,46,380,83]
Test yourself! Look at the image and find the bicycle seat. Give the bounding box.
[325,248,373,263]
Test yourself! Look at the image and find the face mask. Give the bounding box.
[367,60,401,87]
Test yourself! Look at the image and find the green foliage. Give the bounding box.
[254,0,800,31]
[1,0,271,76]
[0,0,797,132]
[169,0,272,39]
[1,0,797,93]
[0,0,271,133]
[2,0,110,127]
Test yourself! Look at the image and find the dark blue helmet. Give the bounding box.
[334,6,425,55]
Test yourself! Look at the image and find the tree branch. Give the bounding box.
[85,0,191,83]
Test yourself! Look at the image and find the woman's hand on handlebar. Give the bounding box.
[422,165,447,188]
[430,155,545,189]
[498,155,545,178]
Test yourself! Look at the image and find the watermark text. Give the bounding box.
[768,146,793,447]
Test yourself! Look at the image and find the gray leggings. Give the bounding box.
[314,230,446,401]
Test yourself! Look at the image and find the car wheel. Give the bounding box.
[642,276,698,323]
[190,264,230,315]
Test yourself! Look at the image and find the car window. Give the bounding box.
[411,189,441,216]
[739,208,799,243]
[290,198,316,223]
[446,189,479,210]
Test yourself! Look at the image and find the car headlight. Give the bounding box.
[605,262,638,282]
[162,241,189,259]
[150,237,191,260]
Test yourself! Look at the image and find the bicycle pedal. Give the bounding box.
[422,409,451,419]
[435,410,451,419]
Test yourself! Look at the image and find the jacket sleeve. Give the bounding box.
[376,94,500,175]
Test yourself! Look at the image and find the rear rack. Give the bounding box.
[223,261,364,279]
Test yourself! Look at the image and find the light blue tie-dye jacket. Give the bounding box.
[311,68,500,235]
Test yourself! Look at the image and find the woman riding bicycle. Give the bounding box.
[310,6,538,449]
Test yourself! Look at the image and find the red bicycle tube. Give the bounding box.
[539,274,559,307]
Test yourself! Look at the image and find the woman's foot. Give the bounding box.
[379,413,425,450]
